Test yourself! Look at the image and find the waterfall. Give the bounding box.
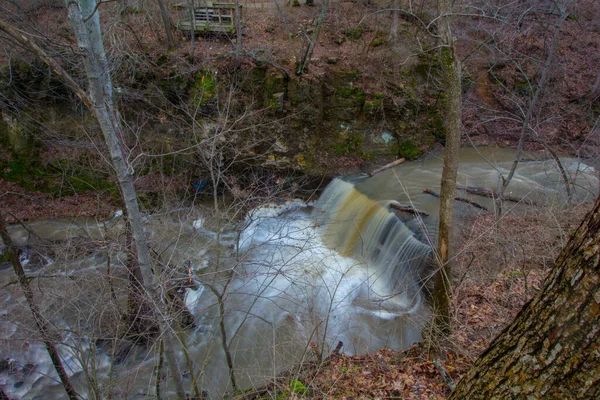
[314,178,433,311]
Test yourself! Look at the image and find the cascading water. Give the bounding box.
[1,147,598,399]
[314,178,433,316]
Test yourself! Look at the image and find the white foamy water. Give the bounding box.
[0,147,596,398]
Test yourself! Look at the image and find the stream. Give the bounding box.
[0,147,597,399]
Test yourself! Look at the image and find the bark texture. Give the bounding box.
[65,2,185,397]
[156,0,175,49]
[432,0,461,337]
[451,196,600,399]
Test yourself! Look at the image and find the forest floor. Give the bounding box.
[0,179,115,223]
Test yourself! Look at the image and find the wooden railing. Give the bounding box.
[176,2,242,34]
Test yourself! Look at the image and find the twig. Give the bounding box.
[389,202,430,217]
[456,185,538,206]
[369,158,405,177]
[0,191,44,201]
[434,358,456,391]
[423,188,488,211]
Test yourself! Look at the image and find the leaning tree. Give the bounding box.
[450,194,600,398]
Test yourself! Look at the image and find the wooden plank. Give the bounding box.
[178,3,238,33]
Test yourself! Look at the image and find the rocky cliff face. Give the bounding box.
[0,55,444,189]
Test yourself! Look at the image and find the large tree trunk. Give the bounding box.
[431,0,461,338]
[451,195,600,399]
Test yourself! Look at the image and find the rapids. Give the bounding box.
[0,147,597,398]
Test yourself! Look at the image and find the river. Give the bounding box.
[0,147,597,399]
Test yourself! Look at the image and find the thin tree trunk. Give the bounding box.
[296,0,328,75]
[389,0,399,41]
[450,194,600,399]
[431,0,461,340]
[0,214,79,400]
[499,8,569,206]
[187,0,195,61]
[235,0,242,50]
[65,2,185,398]
[156,0,175,49]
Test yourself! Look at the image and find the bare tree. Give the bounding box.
[495,1,573,210]
[389,0,400,41]
[0,0,196,396]
[431,0,462,341]
[0,213,79,400]
[156,0,175,49]
[296,0,329,75]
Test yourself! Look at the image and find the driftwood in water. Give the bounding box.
[456,185,539,206]
[389,202,430,217]
[369,158,405,176]
[423,188,488,211]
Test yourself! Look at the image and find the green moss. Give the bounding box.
[415,51,442,78]
[425,110,446,142]
[370,38,385,48]
[330,70,361,85]
[264,73,287,97]
[337,86,364,100]
[287,79,313,107]
[364,99,383,113]
[156,55,169,67]
[335,133,363,156]
[157,74,188,103]
[121,6,143,15]
[1,158,50,192]
[0,156,119,200]
[0,251,10,263]
[392,140,424,160]
[264,72,287,109]
[515,80,531,96]
[342,26,363,40]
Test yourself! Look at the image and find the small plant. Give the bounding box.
[335,134,363,156]
[342,26,363,40]
[289,380,308,395]
[370,38,385,48]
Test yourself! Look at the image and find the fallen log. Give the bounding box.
[423,188,488,211]
[456,185,539,206]
[389,202,430,217]
[369,158,405,177]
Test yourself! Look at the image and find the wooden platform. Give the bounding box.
[177,2,241,34]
